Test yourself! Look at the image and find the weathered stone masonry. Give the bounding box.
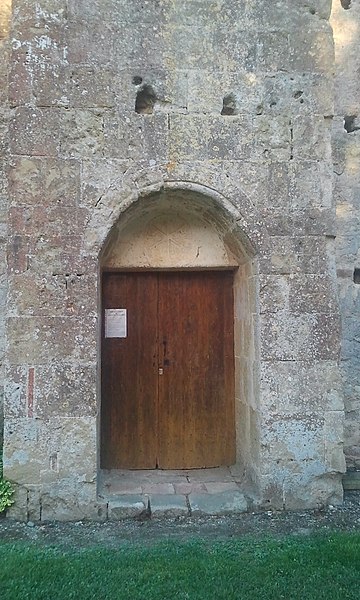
[331,1,360,472]
[0,0,357,520]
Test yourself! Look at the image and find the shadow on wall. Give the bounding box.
[331,0,360,470]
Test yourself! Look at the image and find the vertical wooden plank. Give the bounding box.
[101,272,158,469]
[158,271,235,469]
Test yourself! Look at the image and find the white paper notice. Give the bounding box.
[105,309,127,338]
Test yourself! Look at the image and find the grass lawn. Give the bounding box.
[1,532,359,599]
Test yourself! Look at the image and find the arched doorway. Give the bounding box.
[99,188,257,473]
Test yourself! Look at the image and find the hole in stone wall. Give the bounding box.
[354,268,360,284]
[340,0,351,9]
[132,75,143,85]
[293,90,303,100]
[344,115,360,133]
[221,93,237,116]
[135,84,156,114]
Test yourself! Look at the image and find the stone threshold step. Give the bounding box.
[107,491,248,519]
[343,471,360,490]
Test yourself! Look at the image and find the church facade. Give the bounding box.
[0,0,359,520]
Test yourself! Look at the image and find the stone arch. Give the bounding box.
[101,186,254,268]
[97,175,262,485]
[82,164,270,262]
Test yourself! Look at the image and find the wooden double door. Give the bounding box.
[101,271,235,470]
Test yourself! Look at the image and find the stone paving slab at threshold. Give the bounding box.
[100,468,251,519]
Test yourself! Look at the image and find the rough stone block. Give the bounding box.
[8,271,97,318]
[4,366,28,418]
[254,115,291,161]
[189,491,248,515]
[5,484,28,521]
[291,208,336,237]
[262,73,334,118]
[259,209,292,237]
[80,158,130,209]
[292,161,333,209]
[187,70,262,115]
[164,25,215,71]
[260,361,344,414]
[41,484,107,522]
[4,417,97,489]
[7,235,30,274]
[67,20,114,65]
[8,157,80,207]
[260,311,340,361]
[142,483,175,495]
[137,68,188,113]
[108,496,147,520]
[213,28,257,72]
[259,275,289,313]
[289,29,334,74]
[324,411,346,472]
[288,274,338,314]
[12,0,67,32]
[67,0,116,22]
[260,414,326,468]
[143,114,169,163]
[283,474,343,510]
[9,206,79,237]
[6,315,97,364]
[8,47,32,107]
[170,1,249,28]
[27,486,42,522]
[343,472,360,491]
[60,109,105,159]
[150,494,189,518]
[32,64,69,108]
[9,108,61,156]
[257,32,290,72]
[24,235,87,274]
[68,67,116,109]
[103,112,146,161]
[292,115,332,162]
[0,0,11,39]
[265,162,290,209]
[264,235,330,275]
[31,365,97,419]
[248,0,332,28]
[3,419,47,485]
[168,115,210,161]
[208,116,253,160]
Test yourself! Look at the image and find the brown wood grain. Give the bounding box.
[101,271,235,470]
[158,271,235,468]
[101,272,159,469]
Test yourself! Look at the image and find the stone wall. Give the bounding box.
[3,0,346,520]
[331,1,360,471]
[0,1,11,457]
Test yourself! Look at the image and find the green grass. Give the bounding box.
[1,533,360,599]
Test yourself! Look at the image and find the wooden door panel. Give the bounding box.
[101,272,158,469]
[157,271,235,469]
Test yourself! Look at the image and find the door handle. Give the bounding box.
[158,367,164,375]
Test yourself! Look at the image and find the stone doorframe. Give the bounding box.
[85,165,267,494]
